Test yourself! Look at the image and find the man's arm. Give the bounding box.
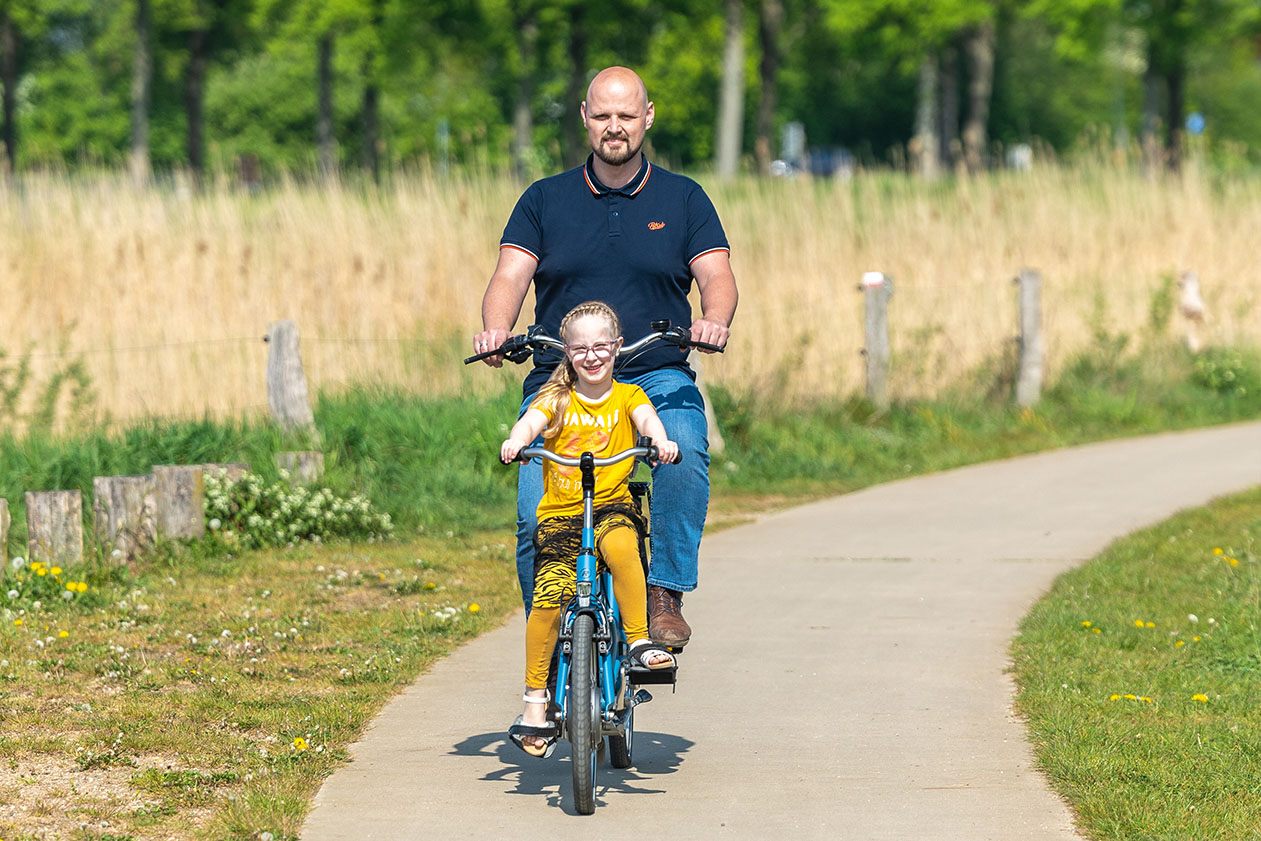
[474,247,538,367]
[690,250,738,351]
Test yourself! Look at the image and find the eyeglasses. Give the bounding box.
[564,341,617,361]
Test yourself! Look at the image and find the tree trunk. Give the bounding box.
[754,0,783,175]
[511,11,538,180]
[186,27,208,177]
[561,5,588,167]
[913,52,940,179]
[360,0,383,180]
[715,0,745,178]
[361,79,379,180]
[962,20,994,173]
[131,0,153,186]
[317,33,335,175]
[1141,61,1162,175]
[938,43,960,170]
[0,11,17,174]
[1164,60,1185,172]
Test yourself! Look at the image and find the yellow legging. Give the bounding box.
[524,525,648,689]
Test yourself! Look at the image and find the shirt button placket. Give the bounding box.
[608,197,622,238]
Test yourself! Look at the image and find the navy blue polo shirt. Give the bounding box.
[500,155,730,397]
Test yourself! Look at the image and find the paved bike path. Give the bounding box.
[302,421,1261,840]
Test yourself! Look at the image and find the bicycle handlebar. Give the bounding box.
[464,320,724,366]
[507,438,682,467]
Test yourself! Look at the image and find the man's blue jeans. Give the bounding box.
[515,367,710,611]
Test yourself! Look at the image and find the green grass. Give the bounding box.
[1011,488,1261,840]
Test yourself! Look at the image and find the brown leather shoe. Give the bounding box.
[648,586,691,648]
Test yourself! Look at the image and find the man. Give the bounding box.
[473,66,738,648]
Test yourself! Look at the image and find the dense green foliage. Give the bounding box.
[1,341,1257,555]
[1012,488,1261,839]
[0,0,1258,174]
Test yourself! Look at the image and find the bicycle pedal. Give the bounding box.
[628,664,676,686]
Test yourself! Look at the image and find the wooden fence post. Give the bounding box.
[687,350,726,455]
[153,465,206,540]
[93,476,157,561]
[265,320,318,436]
[25,490,84,565]
[1015,268,1044,408]
[276,451,325,484]
[861,271,893,410]
[0,498,9,558]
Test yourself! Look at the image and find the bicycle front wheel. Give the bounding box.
[569,613,599,815]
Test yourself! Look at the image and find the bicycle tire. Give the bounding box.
[569,613,599,814]
[608,701,633,768]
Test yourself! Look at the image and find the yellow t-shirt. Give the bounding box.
[533,381,652,520]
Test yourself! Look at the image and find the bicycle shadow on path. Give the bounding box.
[450,730,694,814]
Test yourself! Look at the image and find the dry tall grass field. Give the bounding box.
[1,163,1258,427]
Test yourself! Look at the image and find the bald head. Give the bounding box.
[586,66,649,110]
[582,66,654,168]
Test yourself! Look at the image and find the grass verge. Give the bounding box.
[1011,488,1261,840]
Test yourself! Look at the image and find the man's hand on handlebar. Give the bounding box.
[689,318,729,353]
[473,328,511,368]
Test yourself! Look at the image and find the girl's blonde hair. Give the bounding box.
[535,301,622,440]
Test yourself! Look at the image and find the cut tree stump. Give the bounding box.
[276,451,324,485]
[25,490,84,565]
[93,475,157,561]
[153,465,206,540]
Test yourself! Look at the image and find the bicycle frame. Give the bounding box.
[518,446,651,737]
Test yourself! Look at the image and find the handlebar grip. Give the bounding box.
[464,348,499,365]
[690,340,725,353]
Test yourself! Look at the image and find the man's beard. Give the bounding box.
[594,134,641,166]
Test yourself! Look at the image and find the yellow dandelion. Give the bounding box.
[58,630,69,639]
[1145,621,1156,629]
[1191,694,1209,703]
[50,566,62,576]
[1123,694,1137,700]
[1175,640,1185,648]
[1108,694,1121,701]
[1213,547,1224,555]
[35,568,47,577]
[1140,696,1153,704]
[1134,619,1146,628]
[13,618,22,626]
[293,737,309,752]
[1193,636,1201,642]
[468,603,481,614]
[65,582,76,592]
[1228,557,1239,568]
[1092,627,1103,634]
[424,581,437,590]
[1081,620,1093,628]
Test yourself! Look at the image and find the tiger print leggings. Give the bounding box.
[524,506,649,689]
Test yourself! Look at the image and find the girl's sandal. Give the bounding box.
[508,692,558,759]
[629,639,676,670]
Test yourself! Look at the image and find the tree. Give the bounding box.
[0,5,18,172]
[715,0,745,177]
[824,0,993,177]
[130,0,152,184]
[754,0,783,173]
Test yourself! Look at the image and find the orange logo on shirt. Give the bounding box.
[647,221,666,231]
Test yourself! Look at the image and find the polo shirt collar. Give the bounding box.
[583,153,653,197]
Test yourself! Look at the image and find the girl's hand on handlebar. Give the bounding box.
[653,438,680,466]
[473,328,510,367]
[501,437,529,464]
[689,318,729,353]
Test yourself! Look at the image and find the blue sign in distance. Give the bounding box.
[1187,112,1206,135]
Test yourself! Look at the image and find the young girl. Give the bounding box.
[500,300,677,758]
